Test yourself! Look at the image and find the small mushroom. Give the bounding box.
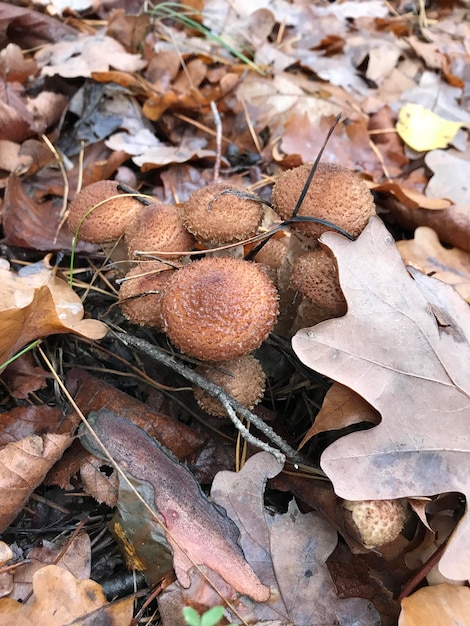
[182,182,265,246]
[118,263,176,329]
[290,247,347,329]
[124,202,195,260]
[252,237,288,272]
[193,355,266,417]
[160,257,279,362]
[343,499,408,550]
[272,163,376,239]
[68,180,142,243]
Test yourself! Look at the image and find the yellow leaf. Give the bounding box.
[399,584,470,625]
[396,103,462,152]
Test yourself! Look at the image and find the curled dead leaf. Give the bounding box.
[0,257,107,371]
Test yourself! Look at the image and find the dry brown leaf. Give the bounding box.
[79,410,270,603]
[0,433,72,531]
[292,216,470,580]
[0,258,107,371]
[9,532,91,603]
[207,452,380,624]
[1,354,49,399]
[0,564,134,626]
[398,226,470,302]
[368,180,451,210]
[281,114,380,175]
[0,2,78,49]
[66,368,203,460]
[0,405,65,446]
[3,174,86,251]
[80,453,118,507]
[386,195,470,252]
[399,583,470,625]
[298,382,380,449]
[35,32,147,78]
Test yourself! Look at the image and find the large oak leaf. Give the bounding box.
[292,216,470,580]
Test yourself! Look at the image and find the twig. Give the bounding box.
[292,112,342,218]
[210,100,222,183]
[113,332,306,464]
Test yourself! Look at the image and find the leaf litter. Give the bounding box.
[1,0,470,624]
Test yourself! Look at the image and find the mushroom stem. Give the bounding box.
[113,332,305,464]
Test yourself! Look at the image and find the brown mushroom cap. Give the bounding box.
[182,182,264,245]
[193,355,266,417]
[68,180,142,243]
[160,257,279,361]
[125,202,195,260]
[119,263,175,329]
[291,248,347,316]
[252,237,288,271]
[272,163,376,239]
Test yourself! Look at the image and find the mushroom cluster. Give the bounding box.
[271,162,376,334]
[68,162,376,415]
[67,179,276,417]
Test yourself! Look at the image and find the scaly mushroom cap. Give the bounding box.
[291,248,347,317]
[68,180,142,243]
[252,238,288,271]
[119,263,175,329]
[343,499,408,549]
[272,163,376,239]
[194,355,266,417]
[160,257,279,361]
[125,203,195,259]
[182,182,264,245]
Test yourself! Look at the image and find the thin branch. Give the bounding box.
[113,332,306,464]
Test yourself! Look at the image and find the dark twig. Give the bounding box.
[291,112,342,218]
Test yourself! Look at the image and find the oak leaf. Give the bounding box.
[398,226,470,303]
[0,258,107,372]
[79,410,270,602]
[292,217,470,580]
[0,433,72,531]
[0,564,133,626]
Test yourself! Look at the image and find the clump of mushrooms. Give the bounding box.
[270,162,376,335]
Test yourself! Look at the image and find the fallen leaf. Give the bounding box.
[292,216,470,580]
[35,32,147,78]
[385,194,470,253]
[109,473,173,586]
[208,452,381,624]
[396,103,463,152]
[0,258,108,371]
[0,405,65,446]
[0,433,72,531]
[425,149,470,206]
[1,354,49,399]
[281,114,380,175]
[66,368,203,460]
[79,410,270,602]
[3,174,94,251]
[8,533,91,603]
[399,583,470,625]
[0,564,134,626]
[400,70,470,127]
[398,226,470,302]
[368,181,451,210]
[298,382,380,449]
[0,2,78,49]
